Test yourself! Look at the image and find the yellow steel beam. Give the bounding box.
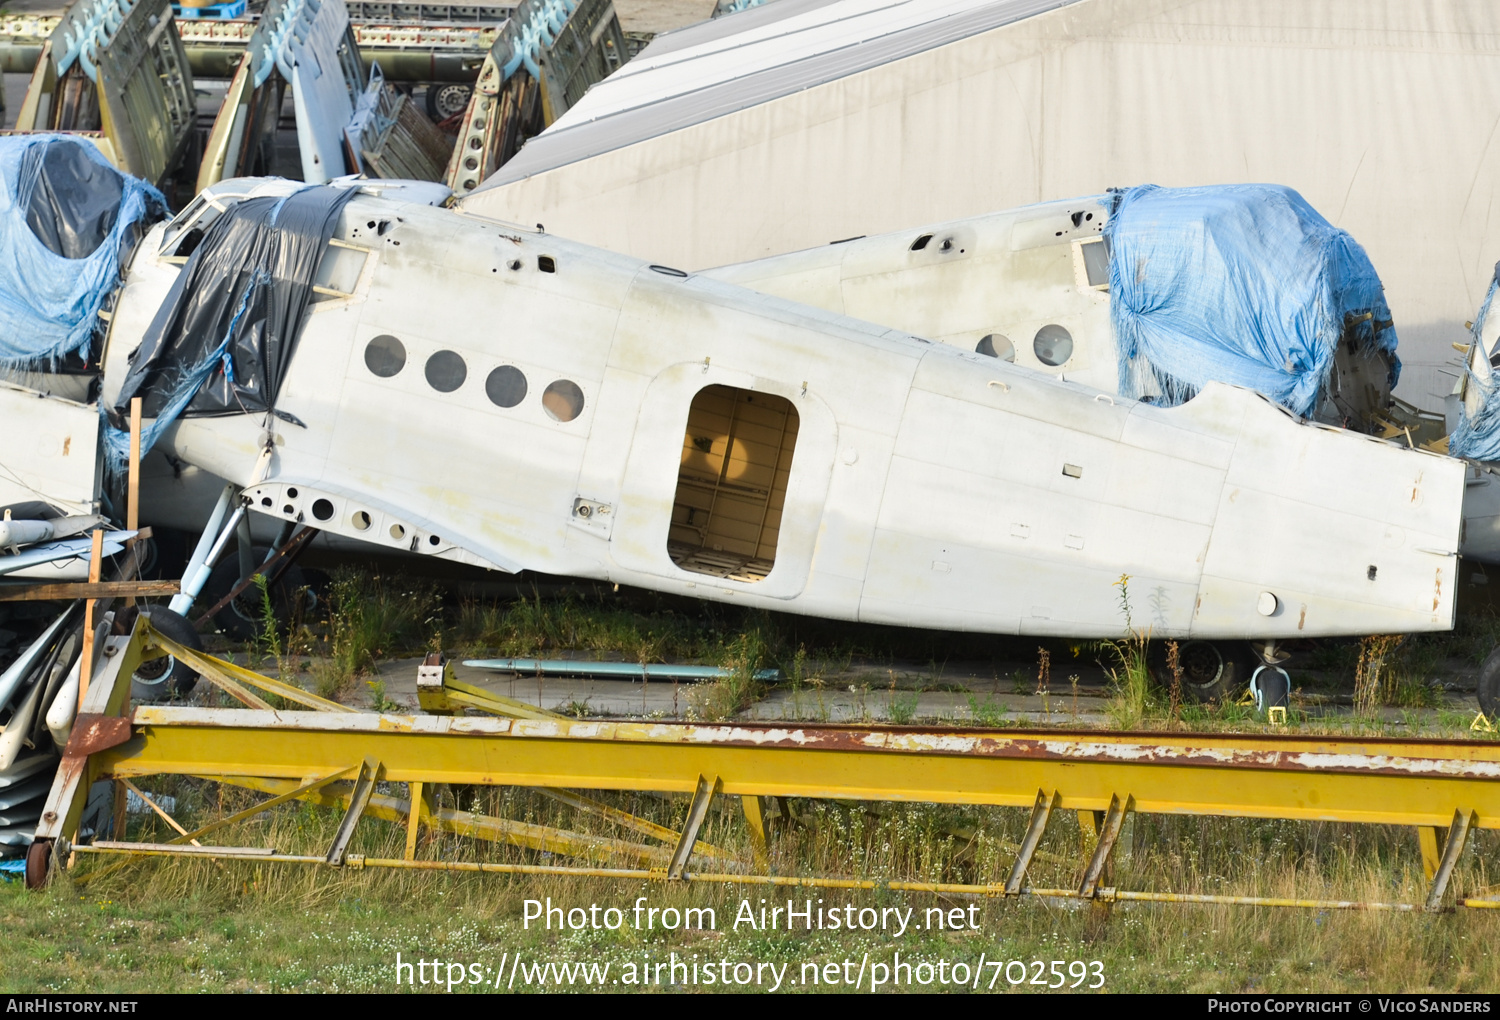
[214,775,693,868]
[532,786,735,861]
[142,624,350,713]
[100,707,1500,830]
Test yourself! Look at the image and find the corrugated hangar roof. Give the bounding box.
[470,0,1075,190]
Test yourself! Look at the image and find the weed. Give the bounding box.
[967,694,1007,727]
[310,571,440,699]
[786,644,809,691]
[1165,639,1183,720]
[364,678,401,713]
[886,691,918,725]
[1101,575,1157,728]
[451,591,716,663]
[688,631,769,722]
[1354,635,1403,715]
[559,699,593,719]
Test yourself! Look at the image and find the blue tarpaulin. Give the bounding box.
[1449,268,1500,460]
[1105,183,1398,418]
[0,134,165,367]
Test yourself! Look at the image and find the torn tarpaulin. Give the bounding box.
[105,184,356,468]
[1450,264,1500,461]
[1105,183,1399,420]
[0,135,165,366]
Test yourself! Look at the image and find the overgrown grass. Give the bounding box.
[689,632,771,721]
[307,570,442,698]
[227,565,1499,730]
[8,780,1500,992]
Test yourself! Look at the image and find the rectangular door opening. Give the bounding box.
[669,384,799,583]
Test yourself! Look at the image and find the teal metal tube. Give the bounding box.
[462,658,779,682]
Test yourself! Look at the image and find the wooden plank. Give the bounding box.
[126,396,142,608]
[78,529,104,705]
[0,579,180,602]
[127,398,142,532]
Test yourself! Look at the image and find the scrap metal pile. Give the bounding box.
[0,0,625,196]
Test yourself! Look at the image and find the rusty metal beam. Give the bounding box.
[533,786,734,861]
[98,707,1500,831]
[1079,794,1132,898]
[668,774,719,880]
[32,619,1500,912]
[326,757,379,866]
[405,780,425,861]
[1006,789,1059,894]
[1426,809,1474,912]
[741,794,769,872]
[214,774,688,867]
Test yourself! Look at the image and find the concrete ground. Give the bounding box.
[365,654,1121,724]
[181,644,1485,730]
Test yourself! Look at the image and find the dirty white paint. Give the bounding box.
[96,183,1465,640]
[704,197,1116,393]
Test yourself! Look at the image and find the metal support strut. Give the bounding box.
[27,615,1500,912]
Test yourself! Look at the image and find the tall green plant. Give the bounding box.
[1101,574,1155,728]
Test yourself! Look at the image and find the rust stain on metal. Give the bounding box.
[1298,604,1306,631]
[128,706,1500,781]
[62,714,133,758]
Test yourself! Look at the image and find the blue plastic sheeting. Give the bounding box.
[1105,184,1398,417]
[0,135,165,367]
[1449,268,1500,460]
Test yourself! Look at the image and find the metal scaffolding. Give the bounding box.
[27,611,1500,912]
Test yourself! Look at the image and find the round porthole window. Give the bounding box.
[542,380,585,422]
[975,334,1016,362]
[425,350,467,392]
[1033,324,1074,367]
[364,334,406,377]
[312,498,335,521]
[485,365,527,408]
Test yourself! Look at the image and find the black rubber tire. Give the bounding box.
[131,606,201,701]
[1477,644,1500,719]
[199,556,307,642]
[425,83,473,121]
[1250,665,1290,711]
[137,527,190,581]
[1158,640,1255,703]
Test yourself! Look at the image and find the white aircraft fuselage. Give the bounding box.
[94,182,1462,639]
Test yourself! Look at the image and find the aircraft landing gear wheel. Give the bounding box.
[1477,644,1500,719]
[25,838,51,889]
[1166,640,1253,703]
[199,557,307,642]
[1249,665,1290,712]
[131,607,201,701]
[426,83,473,121]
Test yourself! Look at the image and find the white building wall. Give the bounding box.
[462,0,1500,409]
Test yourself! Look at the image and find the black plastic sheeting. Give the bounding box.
[111,186,356,426]
[22,138,125,260]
